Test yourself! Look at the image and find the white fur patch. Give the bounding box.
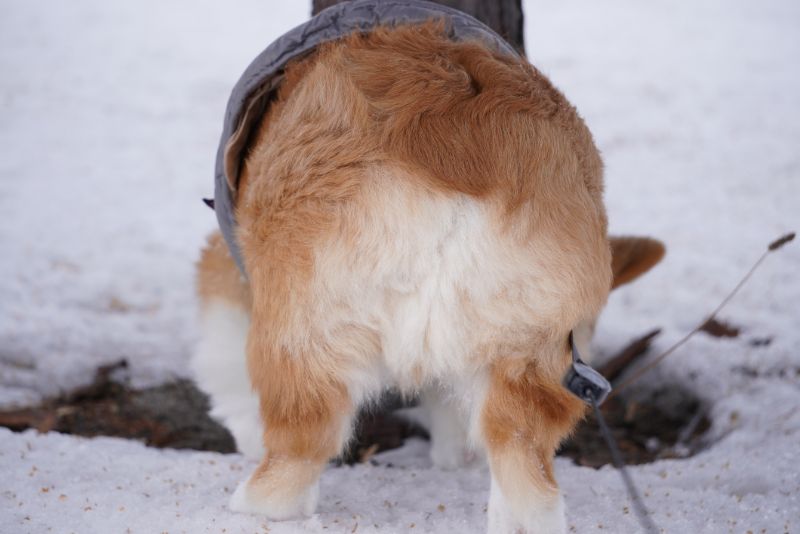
[488,476,566,534]
[191,299,263,459]
[310,172,571,389]
[229,475,319,519]
[420,387,475,470]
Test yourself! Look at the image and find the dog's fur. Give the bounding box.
[193,24,665,533]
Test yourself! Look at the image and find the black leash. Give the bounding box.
[590,397,659,534]
[564,332,659,534]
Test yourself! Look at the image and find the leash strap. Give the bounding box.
[591,398,659,534]
[563,331,659,534]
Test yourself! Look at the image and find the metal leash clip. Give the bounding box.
[563,331,612,405]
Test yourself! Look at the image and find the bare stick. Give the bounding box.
[610,232,795,399]
[599,328,661,383]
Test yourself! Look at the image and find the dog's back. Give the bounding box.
[197,23,613,533]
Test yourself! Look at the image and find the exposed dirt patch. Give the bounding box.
[0,360,236,454]
[0,358,710,468]
[558,387,710,468]
[341,400,430,465]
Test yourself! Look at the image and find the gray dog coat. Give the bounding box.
[213,0,519,275]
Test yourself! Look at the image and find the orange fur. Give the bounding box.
[610,236,666,289]
[481,344,587,504]
[196,232,251,309]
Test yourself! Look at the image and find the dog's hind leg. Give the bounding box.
[478,351,586,534]
[229,347,353,518]
[229,292,381,519]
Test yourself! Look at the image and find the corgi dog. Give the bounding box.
[192,22,664,534]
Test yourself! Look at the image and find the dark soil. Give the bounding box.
[0,360,237,453]
[558,388,710,467]
[0,357,710,468]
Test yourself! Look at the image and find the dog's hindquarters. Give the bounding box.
[231,164,604,529]
[205,24,614,532]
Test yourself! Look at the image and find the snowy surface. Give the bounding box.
[1,0,799,532]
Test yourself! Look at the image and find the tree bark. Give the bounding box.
[311,0,525,54]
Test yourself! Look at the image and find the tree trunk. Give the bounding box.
[311,0,525,54]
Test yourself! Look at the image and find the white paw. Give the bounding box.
[229,476,319,520]
[487,478,566,534]
[420,389,473,470]
[430,440,475,470]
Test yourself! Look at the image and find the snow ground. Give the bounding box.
[1,0,798,532]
